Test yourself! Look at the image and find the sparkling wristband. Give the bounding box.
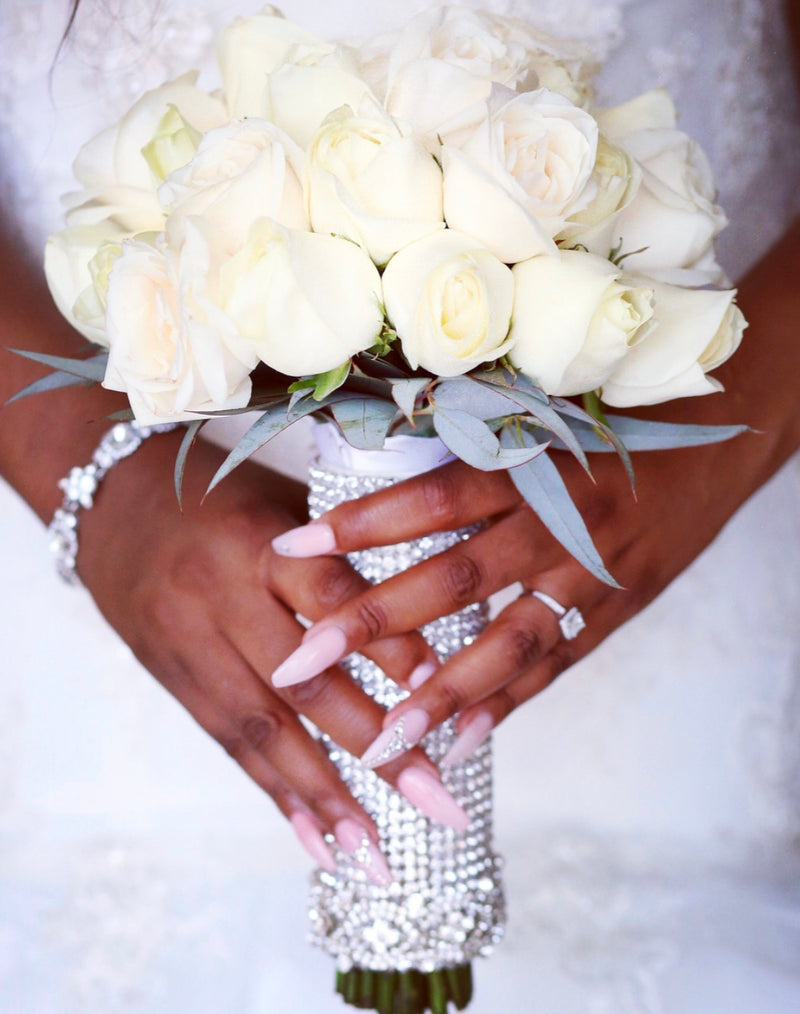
[47,420,181,586]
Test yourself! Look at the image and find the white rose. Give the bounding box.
[72,73,226,195]
[159,118,307,253]
[382,230,514,377]
[509,250,655,396]
[600,282,746,407]
[44,227,122,346]
[306,100,444,266]
[442,87,598,263]
[266,45,375,149]
[596,90,728,285]
[556,135,641,251]
[219,220,383,376]
[372,7,589,139]
[218,9,321,117]
[102,221,257,424]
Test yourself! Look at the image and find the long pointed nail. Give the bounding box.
[272,626,347,688]
[290,812,336,873]
[408,661,438,689]
[396,767,470,832]
[335,819,394,888]
[272,523,336,557]
[441,712,494,768]
[361,708,430,769]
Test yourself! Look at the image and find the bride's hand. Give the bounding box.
[72,430,468,865]
[269,217,800,768]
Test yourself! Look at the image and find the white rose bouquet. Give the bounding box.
[26,5,747,588]
[19,6,749,1012]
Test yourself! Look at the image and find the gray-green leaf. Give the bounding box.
[331,397,398,449]
[502,428,620,587]
[433,405,549,471]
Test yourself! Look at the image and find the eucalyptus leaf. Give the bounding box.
[5,370,94,403]
[331,397,398,450]
[206,398,302,492]
[10,348,108,382]
[173,420,205,508]
[552,397,635,485]
[433,405,548,471]
[600,415,749,450]
[434,377,519,420]
[502,428,621,587]
[478,379,592,473]
[390,377,429,421]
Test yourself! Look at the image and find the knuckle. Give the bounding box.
[239,710,284,753]
[355,596,389,640]
[313,559,362,611]
[281,668,335,710]
[440,551,484,607]
[436,679,469,717]
[421,469,460,525]
[501,621,544,672]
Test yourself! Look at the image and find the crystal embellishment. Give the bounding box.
[305,453,506,975]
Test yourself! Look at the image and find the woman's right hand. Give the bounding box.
[72,428,467,878]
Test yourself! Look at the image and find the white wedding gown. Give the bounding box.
[1,1,799,1012]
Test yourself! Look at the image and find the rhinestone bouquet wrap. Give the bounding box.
[306,437,505,1013]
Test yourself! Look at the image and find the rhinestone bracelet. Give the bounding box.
[47,420,181,586]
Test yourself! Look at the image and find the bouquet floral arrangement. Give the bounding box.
[24,5,747,1012]
[33,3,746,586]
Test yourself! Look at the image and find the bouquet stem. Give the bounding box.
[336,964,473,1014]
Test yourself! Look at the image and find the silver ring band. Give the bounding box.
[529,589,586,640]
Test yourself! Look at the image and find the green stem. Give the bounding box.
[334,964,474,1014]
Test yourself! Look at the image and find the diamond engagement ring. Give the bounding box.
[529,590,587,640]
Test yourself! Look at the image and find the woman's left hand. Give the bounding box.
[269,216,800,769]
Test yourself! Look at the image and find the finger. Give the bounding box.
[356,573,605,770]
[268,546,437,689]
[271,460,520,557]
[216,587,469,831]
[271,505,564,687]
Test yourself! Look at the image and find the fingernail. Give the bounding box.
[396,767,470,832]
[408,661,438,689]
[441,711,494,768]
[290,811,336,873]
[335,819,394,888]
[272,523,337,557]
[361,708,430,769]
[272,626,347,688]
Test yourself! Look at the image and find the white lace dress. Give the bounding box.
[1,2,799,1012]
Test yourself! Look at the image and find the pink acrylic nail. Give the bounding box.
[272,625,347,688]
[360,708,430,769]
[408,661,438,689]
[290,812,336,873]
[335,819,394,888]
[441,711,494,768]
[271,522,337,557]
[396,767,470,832]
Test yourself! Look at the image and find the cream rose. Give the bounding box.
[218,9,322,117]
[596,90,728,285]
[45,227,123,346]
[382,231,514,376]
[306,101,444,265]
[102,221,257,424]
[600,282,746,406]
[159,118,307,253]
[509,250,655,396]
[442,87,598,263]
[265,44,375,149]
[557,135,641,251]
[219,220,384,376]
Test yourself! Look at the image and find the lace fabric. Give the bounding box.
[1,1,799,1010]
